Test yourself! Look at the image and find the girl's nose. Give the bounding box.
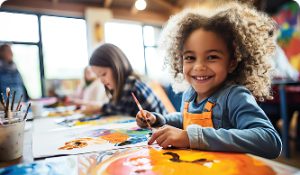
[193,60,207,71]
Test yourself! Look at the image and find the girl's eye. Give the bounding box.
[207,55,219,60]
[183,55,195,61]
[101,73,106,77]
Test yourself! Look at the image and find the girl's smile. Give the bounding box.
[182,28,236,102]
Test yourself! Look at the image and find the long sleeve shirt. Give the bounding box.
[153,84,282,159]
[101,76,168,117]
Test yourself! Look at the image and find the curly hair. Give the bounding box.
[159,2,276,101]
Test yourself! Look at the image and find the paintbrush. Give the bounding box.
[16,94,23,111]
[131,92,152,129]
[11,90,16,111]
[18,104,22,111]
[0,92,5,109]
[23,103,31,120]
[4,87,10,118]
[6,87,10,98]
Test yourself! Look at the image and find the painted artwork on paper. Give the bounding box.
[273,1,300,71]
[58,115,135,127]
[93,146,277,175]
[33,115,135,132]
[58,127,150,150]
[5,146,299,175]
[0,156,78,175]
[32,123,151,158]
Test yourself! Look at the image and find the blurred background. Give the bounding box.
[0,0,300,166]
[1,0,298,99]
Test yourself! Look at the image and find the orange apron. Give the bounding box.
[183,101,215,130]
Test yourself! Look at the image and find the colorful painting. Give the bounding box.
[58,115,135,127]
[94,146,277,175]
[32,122,151,158]
[2,146,300,175]
[33,115,135,132]
[273,1,300,71]
[0,156,77,175]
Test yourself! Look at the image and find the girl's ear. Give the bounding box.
[228,59,238,73]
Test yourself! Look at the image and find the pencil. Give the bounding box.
[131,92,152,129]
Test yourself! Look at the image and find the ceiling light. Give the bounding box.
[135,0,147,11]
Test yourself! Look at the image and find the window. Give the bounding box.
[0,12,41,98]
[0,12,39,42]
[104,22,167,82]
[11,44,41,99]
[143,25,160,47]
[41,15,89,79]
[143,25,169,82]
[105,22,145,75]
[0,11,89,98]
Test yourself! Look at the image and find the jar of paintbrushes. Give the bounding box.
[0,87,31,161]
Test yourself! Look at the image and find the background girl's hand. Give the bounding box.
[148,125,190,149]
[81,104,101,115]
[136,110,156,128]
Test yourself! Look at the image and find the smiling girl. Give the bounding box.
[136,2,282,159]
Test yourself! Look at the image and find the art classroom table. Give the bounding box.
[272,80,300,158]
[0,117,299,175]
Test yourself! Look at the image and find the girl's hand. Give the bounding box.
[136,110,156,128]
[148,125,190,149]
[81,105,100,115]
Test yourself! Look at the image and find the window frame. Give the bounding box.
[0,9,163,97]
[0,8,85,97]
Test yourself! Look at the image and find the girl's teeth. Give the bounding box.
[195,76,209,80]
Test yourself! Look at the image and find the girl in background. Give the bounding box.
[136,2,282,158]
[69,66,108,108]
[88,43,168,117]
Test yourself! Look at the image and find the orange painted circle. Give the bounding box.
[97,147,275,175]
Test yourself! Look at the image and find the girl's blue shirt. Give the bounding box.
[154,84,282,159]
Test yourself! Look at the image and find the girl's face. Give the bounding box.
[91,66,116,91]
[84,67,97,81]
[1,46,13,63]
[182,28,236,102]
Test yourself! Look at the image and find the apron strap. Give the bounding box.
[203,101,215,112]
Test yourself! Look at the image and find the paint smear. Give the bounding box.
[59,137,106,150]
[100,132,129,143]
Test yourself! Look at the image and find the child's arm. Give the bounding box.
[140,85,191,129]
[186,86,282,159]
[136,110,190,148]
[136,110,183,128]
